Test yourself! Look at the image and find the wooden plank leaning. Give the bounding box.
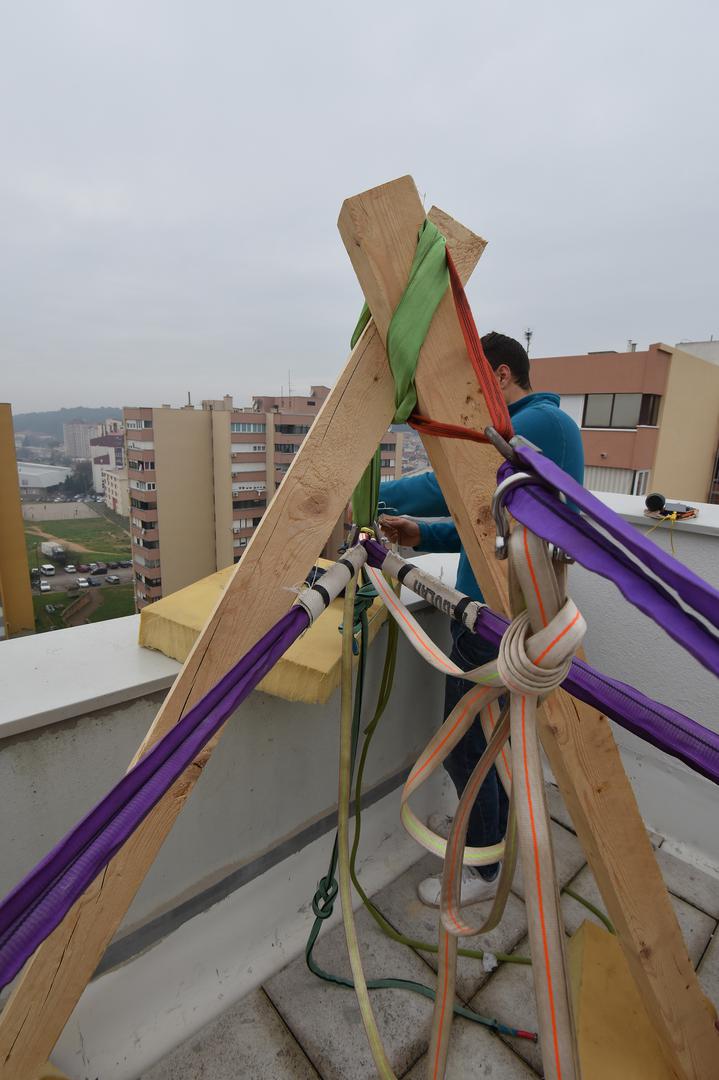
[337,174,719,1080]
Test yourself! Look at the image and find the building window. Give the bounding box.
[632,470,650,496]
[233,498,265,510]
[231,422,266,433]
[274,443,297,454]
[276,424,310,435]
[232,444,265,453]
[638,395,660,426]
[583,393,645,429]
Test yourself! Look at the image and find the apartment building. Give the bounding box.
[531,342,719,501]
[63,421,98,460]
[90,433,125,493]
[124,389,402,608]
[103,467,130,517]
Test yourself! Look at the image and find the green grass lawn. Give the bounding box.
[25,515,131,566]
[33,592,71,632]
[33,583,136,631]
[87,583,136,622]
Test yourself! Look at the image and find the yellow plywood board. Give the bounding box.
[139,560,388,704]
[34,1066,69,1080]
[568,921,676,1079]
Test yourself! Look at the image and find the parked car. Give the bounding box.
[77,578,90,588]
[89,562,99,571]
[107,562,119,569]
[92,565,108,575]
[87,577,101,587]
[106,575,121,584]
[77,563,90,572]
[118,560,132,568]
[65,564,77,574]
[67,582,80,593]
[30,567,40,580]
[40,564,55,576]
[39,580,51,593]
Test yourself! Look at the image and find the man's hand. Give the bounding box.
[378,515,421,548]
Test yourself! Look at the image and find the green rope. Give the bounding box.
[305,588,532,1042]
[563,886,616,935]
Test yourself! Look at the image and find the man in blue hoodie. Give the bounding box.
[378,332,584,908]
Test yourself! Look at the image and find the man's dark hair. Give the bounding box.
[481,332,532,391]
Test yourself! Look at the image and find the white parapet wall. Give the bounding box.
[0,571,454,1078]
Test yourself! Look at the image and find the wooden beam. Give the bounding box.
[337,175,718,1079]
[0,199,484,1079]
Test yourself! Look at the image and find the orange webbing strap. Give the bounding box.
[409,246,513,445]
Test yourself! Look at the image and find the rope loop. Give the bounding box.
[311,875,339,919]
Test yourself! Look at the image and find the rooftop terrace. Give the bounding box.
[1,495,718,1078]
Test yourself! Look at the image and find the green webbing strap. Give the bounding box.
[386,219,449,423]
[350,220,449,525]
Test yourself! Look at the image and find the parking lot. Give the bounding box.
[35,565,135,592]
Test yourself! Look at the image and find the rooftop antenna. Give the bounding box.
[524,328,533,356]
[288,370,292,404]
[187,391,192,406]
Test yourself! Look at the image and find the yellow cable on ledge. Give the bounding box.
[337,572,397,1079]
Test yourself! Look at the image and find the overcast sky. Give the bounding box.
[2,1,717,413]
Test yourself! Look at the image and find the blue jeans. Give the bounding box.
[443,622,508,880]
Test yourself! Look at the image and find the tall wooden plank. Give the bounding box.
[0,205,484,1079]
[338,175,718,1079]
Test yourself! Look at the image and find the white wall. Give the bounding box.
[585,464,634,493]
[559,393,585,426]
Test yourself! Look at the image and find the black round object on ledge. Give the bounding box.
[645,492,666,513]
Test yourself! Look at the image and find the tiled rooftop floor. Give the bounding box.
[142,786,719,1079]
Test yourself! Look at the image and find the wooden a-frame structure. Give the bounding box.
[1,176,716,1079]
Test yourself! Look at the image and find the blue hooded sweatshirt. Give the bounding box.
[378,392,584,602]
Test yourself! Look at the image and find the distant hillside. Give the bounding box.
[13,407,122,440]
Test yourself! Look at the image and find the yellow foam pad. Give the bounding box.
[139,560,388,705]
[34,1067,70,1080]
[568,921,676,1079]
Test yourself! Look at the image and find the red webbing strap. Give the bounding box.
[409,246,514,445]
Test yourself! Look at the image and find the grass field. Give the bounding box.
[25,514,131,566]
[33,592,72,631]
[33,583,136,631]
[87,584,136,622]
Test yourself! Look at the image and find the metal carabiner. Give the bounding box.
[491,471,534,559]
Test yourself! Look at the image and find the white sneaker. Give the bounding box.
[427,812,454,840]
[417,865,500,908]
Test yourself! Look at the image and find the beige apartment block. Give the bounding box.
[102,467,130,517]
[532,343,719,503]
[124,389,402,608]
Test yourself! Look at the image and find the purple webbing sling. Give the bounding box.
[362,537,719,785]
[0,606,308,991]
